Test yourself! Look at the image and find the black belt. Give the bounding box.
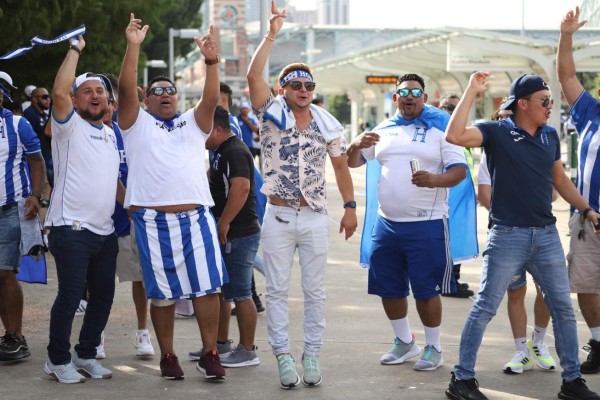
[1,202,17,212]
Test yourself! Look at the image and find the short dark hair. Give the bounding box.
[220,83,233,110]
[213,105,231,132]
[147,76,175,96]
[397,73,425,90]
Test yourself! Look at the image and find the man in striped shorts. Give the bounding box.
[117,14,226,380]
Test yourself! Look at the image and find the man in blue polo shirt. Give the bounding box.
[444,72,600,400]
[559,7,600,378]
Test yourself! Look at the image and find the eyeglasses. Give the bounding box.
[442,104,456,112]
[149,86,177,96]
[524,97,553,108]
[397,88,423,98]
[287,81,316,91]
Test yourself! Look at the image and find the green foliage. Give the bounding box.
[0,0,202,98]
[327,94,351,124]
[582,72,600,98]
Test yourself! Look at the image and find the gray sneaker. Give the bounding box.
[72,352,112,379]
[414,345,444,371]
[380,337,421,365]
[301,353,322,386]
[277,354,301,389]
[44,360,86,384]
[220,343,259,368]
[188,340,232,361]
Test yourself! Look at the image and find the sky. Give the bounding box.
[288,0,586,30]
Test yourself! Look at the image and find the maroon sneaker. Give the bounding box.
[196,349,226,380]
[160,352,184,380]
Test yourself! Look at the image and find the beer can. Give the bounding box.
[410,159,420,174]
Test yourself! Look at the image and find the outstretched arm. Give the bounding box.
[558,7,587,106]
[118,13,149,130]
[53,36,85,121]
[193,25,220,134]
[247,0,286,110]
[445,71,488,148]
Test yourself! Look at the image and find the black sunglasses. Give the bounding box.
[525,97,553,108]
[287,81,316,91]
[442,104,456,112]
[149,86,177,96]
[35,94,51,100]
[397,88,423,98]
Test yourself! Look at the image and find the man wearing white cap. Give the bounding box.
[43,35,121,384]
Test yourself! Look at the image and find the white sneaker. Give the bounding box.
[134,330,155,357]
[72,352,112,379]
[528,339,556,370]
[95,331,105,360]
[502,349,533,374]
[75,300,87,317]
[44,360,86,384]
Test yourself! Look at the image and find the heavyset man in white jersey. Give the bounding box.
[347,73,467,372]
[118,14,226,381]
[559,7,600,377]
[44,36,121,384]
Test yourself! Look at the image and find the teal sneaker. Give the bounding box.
[301,353,322,386]
[414,345,443,371]
[277,354,300,389]
[380,337,421,365]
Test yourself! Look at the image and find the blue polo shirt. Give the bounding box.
[476,117,560,227]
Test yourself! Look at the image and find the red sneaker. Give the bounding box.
[160,352,184,380]
[196,349,225,380]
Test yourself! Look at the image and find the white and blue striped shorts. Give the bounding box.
[132,206,227,300]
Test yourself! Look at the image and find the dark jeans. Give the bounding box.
[47,226,118,364]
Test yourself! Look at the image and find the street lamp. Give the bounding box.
[168,28,202,82]
[143,59,168,88]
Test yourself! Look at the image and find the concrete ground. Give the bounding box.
[2,159,599,400]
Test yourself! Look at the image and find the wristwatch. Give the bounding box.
[343,200,357,209]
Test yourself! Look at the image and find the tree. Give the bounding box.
[0,0,203,98]
[328,94,351,124]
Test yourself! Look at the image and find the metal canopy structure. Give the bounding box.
[309,27,600,137]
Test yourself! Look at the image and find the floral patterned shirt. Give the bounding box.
[257,94,347,215]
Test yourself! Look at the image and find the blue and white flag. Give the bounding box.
[0,25,86,60]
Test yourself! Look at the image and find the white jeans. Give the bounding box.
[262,204,329,355]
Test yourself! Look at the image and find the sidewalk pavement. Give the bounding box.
[2,162,599,400]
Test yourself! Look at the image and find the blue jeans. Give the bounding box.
[454,224,580,381]
[0,206,20,271]
[47,227,118,364]
[221,232,260,302]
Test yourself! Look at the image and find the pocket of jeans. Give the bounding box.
[490,224,514,234]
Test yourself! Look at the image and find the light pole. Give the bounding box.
[168,28,202,82]
[143,60,168,88]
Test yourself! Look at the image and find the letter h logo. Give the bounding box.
[412,127,427,143]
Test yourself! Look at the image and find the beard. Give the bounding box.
[78,108,106,122]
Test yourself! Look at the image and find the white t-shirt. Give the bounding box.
[361,122,466,222]
[478,152,491,186]
[122,108,214,208]
[46,110,120,235]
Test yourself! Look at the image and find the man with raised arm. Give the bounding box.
[246,0,357,389]
[44,36,120,384]
[117,14,226,381]
[558,6,600,379]
[444,70,600,400]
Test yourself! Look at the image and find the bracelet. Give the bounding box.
[29,193,42,202]
[69,45,81,54]
[264,35,275,42]
[204,55,220,65]
[582,207,594,218]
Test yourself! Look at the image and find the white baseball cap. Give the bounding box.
[24,85,36,98]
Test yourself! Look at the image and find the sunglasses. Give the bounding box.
[442,104,456,112]
[149,86,177,96]
[287,81,316,91]
[36,94,51,100]
[525,97,554,108]
[397,88,423,98]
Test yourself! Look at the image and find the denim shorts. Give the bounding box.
[0,206,20,271]
[221,231,260,302]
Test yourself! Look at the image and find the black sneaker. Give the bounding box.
[558,377,600,400]
[442,287,475,299]
[446,372,489,400]
[253,294,265,313]
[0,333,30,361]
[582,339,600,374]
[458,282,470,291]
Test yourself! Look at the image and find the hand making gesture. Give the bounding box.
[561,6,587,35]
[268,0,287,38]
[125,13,149,45]
[467,71,493,95]
[195,25,218,61]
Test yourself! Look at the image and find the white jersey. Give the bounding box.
[478,152,491,186]
[362,121,466,222]
[122,108,214,208]
[46,110,120,235]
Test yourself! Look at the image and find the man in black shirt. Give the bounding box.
[23,87,53,192]
[206,106,261,368]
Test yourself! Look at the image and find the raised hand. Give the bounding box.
[125,13,149,45]
[352,132,380,149]
[69,35,85,51]
[195,25,218,60]
[561,7,587,35]
[268,0,287,36]
[468,71,492,94]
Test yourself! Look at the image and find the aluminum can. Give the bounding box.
[410,159,420,174]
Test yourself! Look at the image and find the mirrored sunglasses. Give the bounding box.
[397,88,423,98]
[149,86,177,96]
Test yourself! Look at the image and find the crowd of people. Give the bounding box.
[2,3,600,399]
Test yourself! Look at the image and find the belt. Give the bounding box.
[1,202,17,212]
